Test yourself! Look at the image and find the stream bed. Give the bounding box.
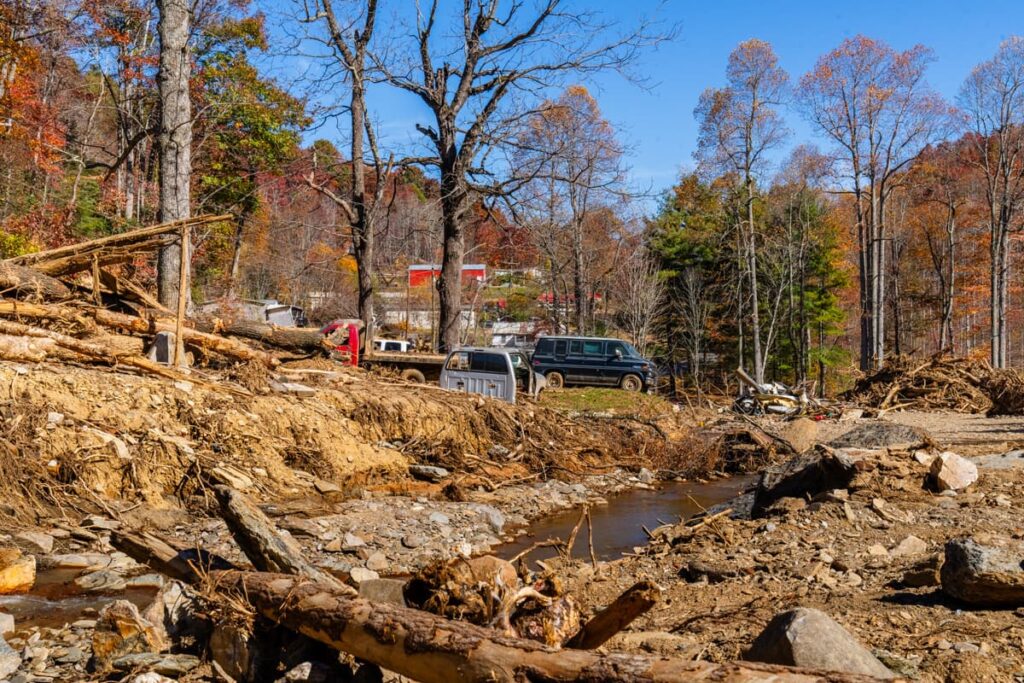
[495,474,756,563]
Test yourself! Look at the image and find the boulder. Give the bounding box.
[778,418,819,454]
[929,452,978,492]
[0,548,35,594]
[15,531,54,555]
[751,449,858,517]
[90,600,168,673]
[0,612,13,635]
[745,607,894,679]
[358,578,407,606]
[828,421,930,450]
[408,465,449,482]
[0,634,19,679]
[941,535,1024,607]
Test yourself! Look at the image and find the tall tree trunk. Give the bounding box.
[156,0,192,308]
[572,216,585,334]
[437,148,467,352]
[350,78,374,353]
[745,176,763,384]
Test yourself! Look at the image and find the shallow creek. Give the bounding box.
[496,474,756,563]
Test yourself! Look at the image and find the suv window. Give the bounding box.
[607,341,627,357]
[446,351,470,370]
[554,340,568,356]
[470,352,508,374]
[583,340,604,355]
[535,338,554,355]
[384,342,401,351]
[569,340,583,354]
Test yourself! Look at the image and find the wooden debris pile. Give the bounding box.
[843,354,993,413]
[983,368,1024,416]
[0,215,336,387]
[109,485,855,683]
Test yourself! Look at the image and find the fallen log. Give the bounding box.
[0,318,246,394]
[0,301,277,367]
[196,318,328,352]
[0,261,71,299]
[205,571,875,683]
[7,215,231,268]
[565,580,661,649]
[27,236,177,277]
[111,530,237,583]
[213,485,350,593]
[0,332,56,362]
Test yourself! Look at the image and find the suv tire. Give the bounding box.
[620,374,643,392]
[546,371,565,389]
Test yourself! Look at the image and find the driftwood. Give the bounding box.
[0,261,70,299]
[205,571,874,683]
[565,580,661,649]
[213,485,350,593]
[196,318,328,352]
[110,529,236,582]
[0,301,277,367]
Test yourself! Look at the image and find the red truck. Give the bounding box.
[319,321,446,383]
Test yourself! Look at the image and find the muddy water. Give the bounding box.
[0,569,157,632]
[496,475,756,563]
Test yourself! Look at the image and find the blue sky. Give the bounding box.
[261,0,1024,208]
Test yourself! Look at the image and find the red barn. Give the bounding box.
[408,264,486,287]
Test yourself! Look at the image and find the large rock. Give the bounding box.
[90,600,168,673]
[778,418,819,454]
[828,422,930,450]
[0,548,35,594]
[941,535,1024,607]
[929,452,978,492]
[745,607,894,679]
[0,634,20,679]
[15,531,54,555]
[142,580,207,645]
[751,449,858,517]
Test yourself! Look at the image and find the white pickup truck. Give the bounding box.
[439,347,545,404]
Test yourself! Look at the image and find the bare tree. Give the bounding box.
[376,0,662,351]
[619,246,663,356]
[798,36,945,370]
[156,0,192,307]
[673,265,715,393]
[959,36,1024,368]
[300,0,391,350]
[695,39,789,384]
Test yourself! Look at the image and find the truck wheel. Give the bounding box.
[546,371,565,389]
[401,368,426,383]
[620,374,643,392]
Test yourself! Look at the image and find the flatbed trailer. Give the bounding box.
[319,321,444,382]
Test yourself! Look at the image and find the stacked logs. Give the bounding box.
[0,216,334,382]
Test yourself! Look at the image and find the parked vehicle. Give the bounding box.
[373,338,412,353]
[530,336,655,391]
[440,347,544,403]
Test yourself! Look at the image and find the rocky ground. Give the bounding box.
[2,356,1024,682]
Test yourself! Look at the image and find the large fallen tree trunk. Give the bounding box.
[206,571,874,683]
[0,261,71,299]
[195,318,329,352]
[566,580,661,649]
[0,301,277,367]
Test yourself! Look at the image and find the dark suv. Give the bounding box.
[530,336,655,391]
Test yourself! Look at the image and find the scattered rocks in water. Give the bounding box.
[745,607,895,679]
[941,535,1024,607]
[929,452,978,492]
[75,568,129,593]
[0,548,35,594]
